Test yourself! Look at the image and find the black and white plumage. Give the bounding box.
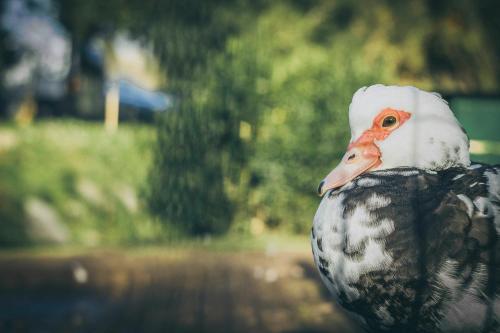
[312,85,500,332]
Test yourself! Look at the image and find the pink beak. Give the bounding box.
[317,142,381,196]
[317,107,412,196]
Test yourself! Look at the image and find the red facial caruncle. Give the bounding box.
[318,108,411,196]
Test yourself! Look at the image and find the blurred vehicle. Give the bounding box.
[115,79,171,122]
[77,33,171,122]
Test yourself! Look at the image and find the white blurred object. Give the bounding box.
[71,261,89,284]
[253,266,279,283]
[24,197,70,243]
[264,268,279,283]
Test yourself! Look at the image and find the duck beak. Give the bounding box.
[317,142,381,196]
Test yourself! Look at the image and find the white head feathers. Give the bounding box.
[348,84,470,171]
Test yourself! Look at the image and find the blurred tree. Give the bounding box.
[145,1,266,234]
[0,29,6,118]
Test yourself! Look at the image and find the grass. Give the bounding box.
[0,232,311,259]
[0,120,162,247]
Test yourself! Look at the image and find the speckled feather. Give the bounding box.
[311,164,500,332]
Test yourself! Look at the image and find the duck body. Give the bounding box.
[311,163,500,332]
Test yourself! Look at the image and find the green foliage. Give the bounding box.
[241,3,390,232]
[149,103,234,235]
[146,1,266,235]
[0,151,29,247]
[148,40,264,234]
[0,121,161,247]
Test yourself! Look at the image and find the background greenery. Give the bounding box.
[145,0,500,234]
[1,0,499,246]
[0,121,162,247]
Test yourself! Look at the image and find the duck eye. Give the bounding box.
[382,116,397,128]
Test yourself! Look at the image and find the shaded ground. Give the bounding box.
[0,249,362,333]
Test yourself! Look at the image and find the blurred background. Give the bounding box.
[0,0,499,332]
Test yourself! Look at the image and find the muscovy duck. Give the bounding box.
[312,84,499,332]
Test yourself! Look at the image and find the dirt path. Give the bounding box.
[0,250,362,333]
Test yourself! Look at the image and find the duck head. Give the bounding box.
[318,84,470,196]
